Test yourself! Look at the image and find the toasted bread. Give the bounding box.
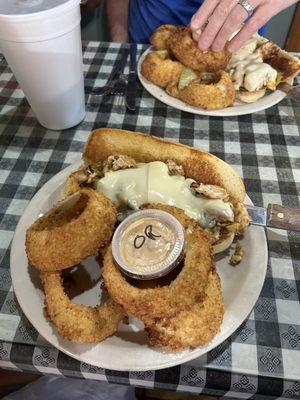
[236,88,266,103]
[82,128,246,204]
[232,36,299,103]
[258,41,300,83]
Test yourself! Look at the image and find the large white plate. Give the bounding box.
[138,47,287,117]
[10,161,268,371]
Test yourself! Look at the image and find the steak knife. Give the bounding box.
[246,204,300,232]
[125,43,137,111]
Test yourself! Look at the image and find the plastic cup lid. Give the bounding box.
[0,0,80,42]
[112,209,185,280]
[0,0,74,16]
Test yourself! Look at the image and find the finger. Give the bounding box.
[190,0,219,31]
[210,0,262,51]
[210,0,261,52]
[228,0,299,52]
[228,5,269,52]
[192,28,203,42]
[209,3,249,52]
[197,0,239,51]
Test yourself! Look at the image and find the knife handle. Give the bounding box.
[277,82,292,94]
[267,204,300,232]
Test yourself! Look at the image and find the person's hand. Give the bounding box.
[190,0,298,53]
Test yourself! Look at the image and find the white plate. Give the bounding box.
[10,161,268,371]
[138,47,287,117]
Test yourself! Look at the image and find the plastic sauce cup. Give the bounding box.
[112,209,185,280]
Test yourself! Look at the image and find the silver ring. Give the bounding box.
[238,0,254,16]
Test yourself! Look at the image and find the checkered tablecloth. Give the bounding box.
[0,42,300,399]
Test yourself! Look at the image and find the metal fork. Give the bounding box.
[109,78,127,95]
[91,79,124,96]
[90,48,129,96]
[112,78,127,107]
[115,92,125,107]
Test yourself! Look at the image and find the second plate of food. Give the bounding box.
[138,47,288,117]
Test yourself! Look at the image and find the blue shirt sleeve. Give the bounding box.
[128,0,267,44]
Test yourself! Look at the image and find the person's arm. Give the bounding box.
[81,0,102,12]
[190,0,299,52]
[106,0,129,42]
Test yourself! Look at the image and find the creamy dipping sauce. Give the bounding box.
[112,209,185,279]
[119,217,176,272]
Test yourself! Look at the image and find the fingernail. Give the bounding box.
[212,44,222,52]
[199,44,208,51]
[192,28,202,42]
[227,44,236,53]
[190,15,198,30]
[198,39,209,51]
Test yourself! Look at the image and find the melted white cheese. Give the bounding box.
[96,161,234,227]
[228,35,277,92]
[228,36,260,68]
[97,164,148,210]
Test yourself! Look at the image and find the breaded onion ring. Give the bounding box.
[140,50,184,89]
[170,27,231,72]
[41,271,124,343]
[150,24,182,51]
[26,189,117,272]
[103,205,213,322]
[167,71,235,109]
[145,268,224,350]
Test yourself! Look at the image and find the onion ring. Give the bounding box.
[141,50,184,89]
[150,24,183,51]
[145,268,224,350]
[26,189,117,271]
[41,271,124,343]
[167,71,235,109]
[170,27,231,72]
[103,204,213,322]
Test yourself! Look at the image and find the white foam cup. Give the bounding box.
[0,0,86,130]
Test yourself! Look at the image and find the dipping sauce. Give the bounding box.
[112,209,185,280]
[120,217,176,272]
